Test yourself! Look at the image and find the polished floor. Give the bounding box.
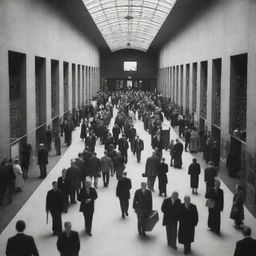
[0,109,256,256]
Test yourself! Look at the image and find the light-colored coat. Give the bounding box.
[13,164,24,188]
[100,156,113,174]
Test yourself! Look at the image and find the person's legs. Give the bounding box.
[94,177,98,188]
[102,173,106,186]
[70,190,76,203]
[151,175,156,191]
[184,243,191,254]
[136,151,141,162]
[84,212,93,235]
[106,172,109,186]
[119,198,125,217]
[170,222,178,248]
[137,212,143,234]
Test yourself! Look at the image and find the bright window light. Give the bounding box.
[124,61,137,71]
[82,0,177,52]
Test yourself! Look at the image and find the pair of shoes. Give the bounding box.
[125,212,129,216]
[86,231,92,236]
[122,213,125,218]
[172,245,177,250]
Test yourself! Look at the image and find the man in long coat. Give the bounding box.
[116,172,132,218]
[157,158,168,197]
[118,134,129,164]
[173,139,183,169]
[134,136,144,163]
[133,182,152,236]
[161,191,181,249]
[65,160,81,203]
[37,143,48,179]
[57,222,80,256]
[78,180,98,236]
[100,151,113,187]
[145,152,159,191]
[88,152,101,188]
[178,195,198,255]
[205,179,224,234]
[188,159,201,195]
[46,182,64,236]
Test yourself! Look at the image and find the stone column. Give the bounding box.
[195,61,201,130]
[68,62,72,112]
[59,61,64,116]
[183,65,187,114]
[45,58,52,124]
[189,63,193,114]
[206,60,213,131]
[220,55,231,159]
[0,49,10,159]
[26,54,36,154]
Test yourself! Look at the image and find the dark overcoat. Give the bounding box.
[178,203,198,244]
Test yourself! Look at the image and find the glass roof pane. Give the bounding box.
[82,0,177,52]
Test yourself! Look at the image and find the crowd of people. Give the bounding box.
[3,89,256,256]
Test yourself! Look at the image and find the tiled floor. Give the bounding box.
[0,109,255,256]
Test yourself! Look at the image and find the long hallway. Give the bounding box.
[0,109,256,256]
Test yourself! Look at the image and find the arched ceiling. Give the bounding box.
[82,0,177,52]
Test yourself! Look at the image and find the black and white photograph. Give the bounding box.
[0,0,256,255]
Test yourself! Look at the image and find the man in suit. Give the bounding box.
[78,180,98,236]
[74,153,86,185]
[173,139,184,169]
[6,220,39,256]
[134,135,144,163]
[116,172,132,218]
[101,150,114,187]
[178,196,198,255]
[65,160,82,203]
[127,124,137,154]
[234,226,256,256]
[133,182,153,236]
[206,179,224,234]
[112,124,121,147]
[145,152,159,191]
[46,181,64,236]
[82,147,92,180]
[37,143,48,179]
[204,161,218,196]
[88,152,101,188]
[151,130,163,157]
[161,191,181,249]
[118,133,129,164]
[85,132,96,153]
[57,222,80,256]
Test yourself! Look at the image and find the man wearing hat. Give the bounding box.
[37,143,48,179]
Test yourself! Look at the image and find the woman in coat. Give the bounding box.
[205,179,224,234]
[178,195,198,255]
[13,159,24,192]
[188,159,201,195]
[157,158,168,197]
[230,184,245,229]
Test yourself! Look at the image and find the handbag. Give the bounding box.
[206,199,215,209]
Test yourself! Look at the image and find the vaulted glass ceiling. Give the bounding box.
[82,0,177,52]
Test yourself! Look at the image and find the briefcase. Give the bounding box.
[145,210,159,232]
